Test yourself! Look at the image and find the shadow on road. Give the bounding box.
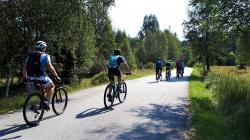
[165,76,190,82]
[88,97,189,140]
[0,124,30,139]
[76,102,123,119]
[147,81,160,84]
[0,114,58,139]
[76,108,112,119]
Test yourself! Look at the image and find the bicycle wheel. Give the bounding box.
[118,82,127,103]
[23,93,44,126]
[52,87,68,115]
[104,84,114,109]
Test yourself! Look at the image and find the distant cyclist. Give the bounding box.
[176,59,181,76]
[107,49,132,93]
[165,60,172,77]
[23,41,60,110]
[180,57,185,74]
[155,57,163,80]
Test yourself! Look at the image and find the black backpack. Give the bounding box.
[27,51,43,77]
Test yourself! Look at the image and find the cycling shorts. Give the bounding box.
[108,68,121,80]
[28,76,53,88]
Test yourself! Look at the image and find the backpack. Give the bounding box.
[156,61,163,69]
[108,55,119,68]
[27,51,43,77]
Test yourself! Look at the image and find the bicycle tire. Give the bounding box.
[23,93,44,126]
[52,87,68,115]
[118,82,127,103]
[104,84,114,109]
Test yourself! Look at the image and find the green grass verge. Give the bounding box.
[0,69,154,114]
[188,67,228,140]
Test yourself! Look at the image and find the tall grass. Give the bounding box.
[188,67,228,140]
[206,71,250,139]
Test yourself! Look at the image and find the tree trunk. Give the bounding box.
[206,55,210,72]
[5,74,11,98]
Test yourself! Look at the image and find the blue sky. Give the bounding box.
[108,0,189,41]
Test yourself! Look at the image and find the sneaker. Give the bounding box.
[41,101,50,111]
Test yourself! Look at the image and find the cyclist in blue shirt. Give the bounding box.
[23,41,60,109]
[107,49,131,91]
[155,57,163,80]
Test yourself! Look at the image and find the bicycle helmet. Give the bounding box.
[157,57,160,61]
[114,49,121,55]
[35,41,47,49]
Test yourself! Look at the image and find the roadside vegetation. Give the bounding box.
[189,66,250,139]
[188,67,228,140]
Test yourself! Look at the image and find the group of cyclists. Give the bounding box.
[155,57,185,80]
[22,41,132,109]
[22,40,184,111]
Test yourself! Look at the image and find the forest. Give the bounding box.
[0,0,183,97]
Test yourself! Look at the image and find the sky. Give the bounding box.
[108,0,189,41]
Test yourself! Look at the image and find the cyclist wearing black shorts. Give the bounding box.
[107,49,131,90]
[155,57,163,80]
[166,60,172,75]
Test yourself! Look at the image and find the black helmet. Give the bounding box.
[114,49,121,55]
[157,57,160,61]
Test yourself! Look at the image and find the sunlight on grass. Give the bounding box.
[188,67,228,140]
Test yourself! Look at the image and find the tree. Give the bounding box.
[138,14,160,40]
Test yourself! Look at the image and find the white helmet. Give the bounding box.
[35,41,47,49]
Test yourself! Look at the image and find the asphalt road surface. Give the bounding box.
[0,68,192,140]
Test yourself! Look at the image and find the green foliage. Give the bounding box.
[91,72,109,85]
[184,0,250,69]
[206,73,250,139]
[144,62,155,69]
[189,67,228,140]
[237,27,250,65]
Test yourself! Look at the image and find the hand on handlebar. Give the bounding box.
[55,76,61,82]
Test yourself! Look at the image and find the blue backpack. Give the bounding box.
[156,61,163,69]
[108,55,119,68]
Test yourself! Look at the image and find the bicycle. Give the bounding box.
[23,77,68,126]
[156,69,162,81]
[166,68,171,81]
[104,73,131,109]
[176,67,183,78]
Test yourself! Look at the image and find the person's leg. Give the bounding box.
[45,82,55,100]
[108,68,114,84]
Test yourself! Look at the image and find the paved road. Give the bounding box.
[0,68,192,140]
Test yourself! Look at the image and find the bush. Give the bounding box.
[144,62,155,69]
[91,72,109,85]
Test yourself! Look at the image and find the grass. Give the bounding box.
[0,69,154,114]
[208,66,250,139]
[188,67,228,140]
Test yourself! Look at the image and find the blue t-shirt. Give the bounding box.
[155,60,163,69]
[25,52,50,76]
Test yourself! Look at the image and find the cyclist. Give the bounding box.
[155,57,163,80]
[180,58,185,74]
[107,49,131,100]
[165,60,172,77]
[22,41,60,110]
[176,59,181,77]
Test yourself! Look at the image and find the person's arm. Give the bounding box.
[47,61,59,77]
[125,63,131,74]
